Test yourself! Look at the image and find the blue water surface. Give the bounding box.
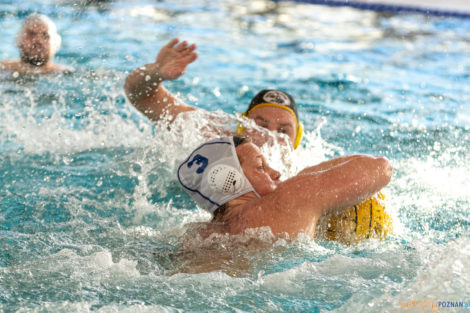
[1,0,469,312]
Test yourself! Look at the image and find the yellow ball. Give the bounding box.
[317,192,393,244]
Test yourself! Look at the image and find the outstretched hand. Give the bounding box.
[155,38,198,81]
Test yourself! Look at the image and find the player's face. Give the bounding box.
[19,22,52,66]
[247,106,296,147]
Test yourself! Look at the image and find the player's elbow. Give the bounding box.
[375,156,393,187]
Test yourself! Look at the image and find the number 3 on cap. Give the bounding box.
[187,154,208,174]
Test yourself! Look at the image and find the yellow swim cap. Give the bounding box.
[236,90,303,149]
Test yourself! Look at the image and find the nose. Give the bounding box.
[33,35,47,45]
[266,123,277,132]
[30,38,43,49]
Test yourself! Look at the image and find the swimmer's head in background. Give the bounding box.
[177,136,259,215]
[16,14,62,64]
[238,89,304,149]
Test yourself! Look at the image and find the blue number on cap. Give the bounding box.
[187,154,208,174]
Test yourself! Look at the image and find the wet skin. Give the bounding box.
[246,106,297,147]
[236,142,281,196]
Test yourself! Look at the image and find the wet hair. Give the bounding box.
[16,13,62,56]
[212,203,228,221]
[233,135,251,147]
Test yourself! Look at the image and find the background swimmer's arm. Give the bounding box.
[124,38,198,123]
[296,155,363,175]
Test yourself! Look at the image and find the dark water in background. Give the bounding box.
[1,0,469,312]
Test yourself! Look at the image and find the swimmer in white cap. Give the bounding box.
[178,136,393,238]
[125,39,303,149]
[1,13,67,74]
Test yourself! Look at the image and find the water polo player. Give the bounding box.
[177,136,393,239]
[124,38,303,149]
[1,13,67,73]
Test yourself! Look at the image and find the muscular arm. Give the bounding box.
[239,155,393,237]
[124,39,198,123]
[296,155,363,175]
[288,155,392,214]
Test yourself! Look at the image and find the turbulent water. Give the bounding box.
[1,0,469,312]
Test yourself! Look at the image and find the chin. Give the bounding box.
[257,186,277,197]
[23,55,49,67]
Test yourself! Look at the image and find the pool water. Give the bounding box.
[1,0,469,312]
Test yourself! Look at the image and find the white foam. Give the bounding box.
[392,153,470,221]
[91,251,140,277]
[332,236,470,312]
[96,304,182,313]
[15,301,183,313]
[259,246,400,293]
[53,249,140,278]
[0,97,154,155]
[15,302,93,313]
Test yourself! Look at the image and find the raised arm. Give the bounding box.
[124,38,198,123]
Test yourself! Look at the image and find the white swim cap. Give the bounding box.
[16,13,62,56]
[177,137,259,215]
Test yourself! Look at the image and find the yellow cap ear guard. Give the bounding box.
[234,112,247,136]
[294,121,303,149]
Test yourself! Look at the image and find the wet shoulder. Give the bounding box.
[0,60,22,71]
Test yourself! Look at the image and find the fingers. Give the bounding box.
[174,40,197,53]
[159,39,197,65]
[180,44,197,60]
[165,38,179,48]
[175,40,188,52]
[187,43,196,52]
[184,51,198,63]
[164,38,196,53]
